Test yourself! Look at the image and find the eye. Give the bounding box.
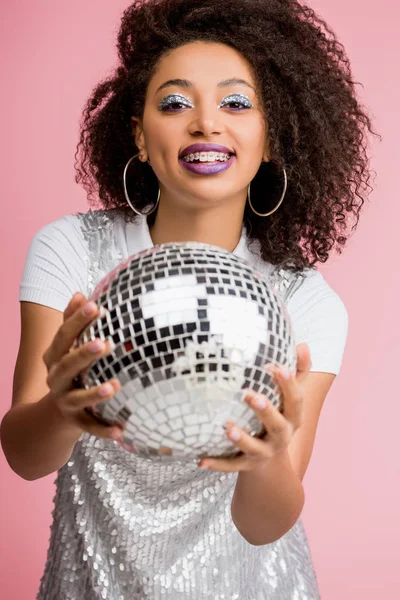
[219,95,253,111]
[223,101,249,110]
[158,95,192,112]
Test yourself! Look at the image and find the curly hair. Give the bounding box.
[74,0,380,272]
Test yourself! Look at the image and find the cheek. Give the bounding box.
[242,118,266,149]
[143,114,182,158]
[231,114,266,156]
[239,133,266,167]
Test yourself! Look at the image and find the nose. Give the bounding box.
[187,103,225,138]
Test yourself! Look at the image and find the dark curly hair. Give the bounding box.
[74,0,380,272]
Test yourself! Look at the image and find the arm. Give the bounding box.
[229,272,347,545]
[1,394,83,481]
[231,448,304,545]
[1,302,82,480]
[1,299,121,481]
[231,371,336,545]
[2,220,120,480]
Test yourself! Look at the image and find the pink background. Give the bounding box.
[0,1,399,598]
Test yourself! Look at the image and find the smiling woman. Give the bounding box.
[1,0,379,599]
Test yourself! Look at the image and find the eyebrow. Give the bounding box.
[154,77,255,96]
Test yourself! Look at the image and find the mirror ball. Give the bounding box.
[76,242,297,463]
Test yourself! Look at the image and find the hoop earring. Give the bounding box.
[123,153,160,216]
[247,164,287,217]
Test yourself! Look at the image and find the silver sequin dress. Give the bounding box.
[37,210,321,600]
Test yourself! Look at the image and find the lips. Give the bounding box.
[179,143,235,159]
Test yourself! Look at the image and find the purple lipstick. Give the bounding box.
[179,143,236,176]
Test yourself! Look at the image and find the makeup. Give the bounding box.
[218,93,252,109]
[158,93,253,112]
[158,94,192,111]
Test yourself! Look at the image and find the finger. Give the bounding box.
[199,451,251,473]
[63,379,123,441]
[75,408,124,441]
[47,338,112,395]
[63,292,87,323]
[67,378,121,411]
[227,404,291,458]
[295,343,312,383]
[264,346,311,388]
[244,389,289,432]
[269,367,304,430]
[44,300,102,371]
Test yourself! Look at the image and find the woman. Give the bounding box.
[1,0,377,598]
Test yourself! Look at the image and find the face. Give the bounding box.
[132,41,270,212]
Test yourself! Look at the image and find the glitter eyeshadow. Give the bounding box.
[218,93,253,108]
[158,94,192,110]
[158,93,253,110]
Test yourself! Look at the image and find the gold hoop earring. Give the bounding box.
[123,153,160,216]
[247,165,287,217]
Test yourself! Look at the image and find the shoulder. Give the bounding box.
[286,268,349,375]
[23,213,88,263]
[19,209,129,312]
[30,208,127,249]
[288,268,348,322]
[32,212,83,238]
[19,213,89,312]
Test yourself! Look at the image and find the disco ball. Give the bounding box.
[76,242,297,463]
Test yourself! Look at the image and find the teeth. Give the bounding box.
[182,152,232,163]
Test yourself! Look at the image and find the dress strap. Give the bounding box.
[269,265,309,304]
[75,209,124,296]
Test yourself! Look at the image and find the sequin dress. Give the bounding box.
[37,210,320,600]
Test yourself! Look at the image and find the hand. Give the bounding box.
[42,292,124,441]
[197,344,311,472]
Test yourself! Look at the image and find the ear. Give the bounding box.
[263,132,271,162]
[131,116,146,154]
[262,146,270,163]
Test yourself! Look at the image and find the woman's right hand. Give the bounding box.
[42,292,123,441]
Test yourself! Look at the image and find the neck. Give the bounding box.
[149,202,245,253]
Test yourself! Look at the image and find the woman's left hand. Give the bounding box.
[198,343,312,473]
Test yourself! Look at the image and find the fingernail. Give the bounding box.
[110,428,123,440]
[229,428,241,441]
[99,306,108,318]
[82,301,97,316]
[89,340,105,353]
[98,383,113,397]
[253,395,267,409]
[279,366,291,380]
[264,363,276,375]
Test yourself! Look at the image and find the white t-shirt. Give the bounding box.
[19,212,349,375]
